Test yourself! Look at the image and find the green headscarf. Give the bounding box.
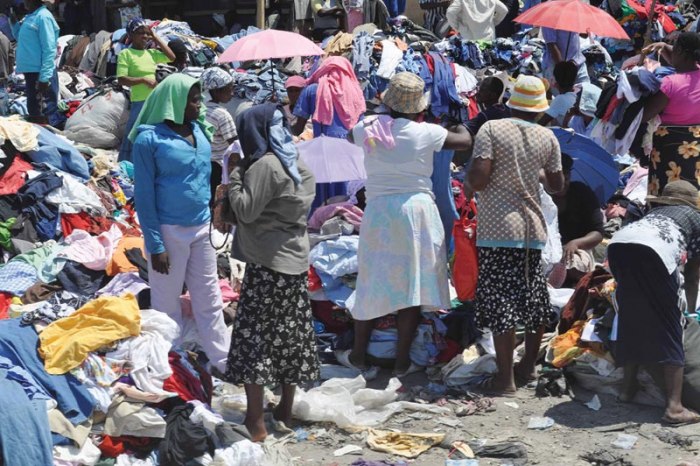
[127,73,215,142]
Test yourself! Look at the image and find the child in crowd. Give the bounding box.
[540,60,578,126]
[200,67,238,202]
[464,76,511,136]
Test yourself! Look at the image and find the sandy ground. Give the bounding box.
[250,370,700,466]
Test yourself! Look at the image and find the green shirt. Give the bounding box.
[116,48,170,102]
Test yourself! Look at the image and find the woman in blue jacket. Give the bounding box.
[130,74,230,374]
[12,0,64,127]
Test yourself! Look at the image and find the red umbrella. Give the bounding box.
[514,0,630,40]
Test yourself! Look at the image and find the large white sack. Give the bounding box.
[64,89,129,149]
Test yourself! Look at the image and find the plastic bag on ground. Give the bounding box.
[292,376,450,427]
[210,440,265,466]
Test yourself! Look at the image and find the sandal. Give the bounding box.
[334,349,379,381]
[662,410,700,427]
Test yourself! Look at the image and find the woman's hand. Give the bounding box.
[642,42,671,55]
[151,252,170,274]
[562,241,580,266]
[141,77,158,88]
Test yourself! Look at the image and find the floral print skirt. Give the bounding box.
[648,125,700,195]
[475,247,551,335]
[225,263,319,386]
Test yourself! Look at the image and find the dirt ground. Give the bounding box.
[265,370,700,466]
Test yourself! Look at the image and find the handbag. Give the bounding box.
[210,153,236,248]
[452,198,479,302]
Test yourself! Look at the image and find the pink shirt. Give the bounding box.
[659,67,700,125]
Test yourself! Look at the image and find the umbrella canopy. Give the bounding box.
[552,128,619,206]
[296,136,367,183]
[514,0,630,40]
[218,29,324,62]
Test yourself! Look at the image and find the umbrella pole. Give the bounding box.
[638,0,658,65]
[257,0,266,29]
[270,59,277,103]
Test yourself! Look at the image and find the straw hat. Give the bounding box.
[647,180,700,209]
[506,75,549,113]
[381,72,429,114]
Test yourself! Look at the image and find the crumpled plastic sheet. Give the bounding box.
[292,376,450,428]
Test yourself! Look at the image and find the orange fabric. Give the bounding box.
[106,236,146,276]
[550,320,587,368]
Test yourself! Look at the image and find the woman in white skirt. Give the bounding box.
[339,72,472,377]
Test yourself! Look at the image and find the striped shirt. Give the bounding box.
[205,100,237,163]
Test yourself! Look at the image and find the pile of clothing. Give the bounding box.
[589,66,662,156]
[0,116,261,466]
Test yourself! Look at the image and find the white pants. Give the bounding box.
[147,223,231,372]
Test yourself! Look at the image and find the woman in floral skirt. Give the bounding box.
[225,103,318,441]
[643,32,700,194]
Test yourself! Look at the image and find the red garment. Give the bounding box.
[311,299,352,333]
[452,199,478,302]
[0,156,32,195]
[424,53,435,76]
[60,212,113,236]
[437,338,462,363]
[467,97,479,120]
[602,95,621,122]
[0,292,12,320]
[162,352,211,404]
[99,435,158,458]
[98,436,125,457]
[625,0,677,33]
[308,266,322,292]
[306,56,366,130]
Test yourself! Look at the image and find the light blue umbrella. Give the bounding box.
[552,128,619,206]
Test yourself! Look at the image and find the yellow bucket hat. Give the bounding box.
[507,75,549,113]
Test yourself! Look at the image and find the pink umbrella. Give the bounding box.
[217,29,324,63]
[296,136,367,183]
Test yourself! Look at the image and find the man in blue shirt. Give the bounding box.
[542,27,589,89]
[12,0,64,128]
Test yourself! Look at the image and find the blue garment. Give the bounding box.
[385,0,406,17]
[269,111,301,184]
[431,149,458,250]
[314,268,355,308]
[119,100,145,163]
[309,236,359,279]
[133,122,212,254]
[293,83,350,139]
[16,169,62,241]
[352,33,375,80]
[0,15,14,41]
[236,104,302,185]
[542,28,585,69]
[0,371,54,466]
[0,319,95,425]
[13,5,59,83]
[24,70,65,128]
[0,260,38,296]
[428,52,461,119]
[26,125,89,180]
[0,356,52,402]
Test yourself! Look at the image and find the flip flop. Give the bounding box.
[661,412,700,427]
